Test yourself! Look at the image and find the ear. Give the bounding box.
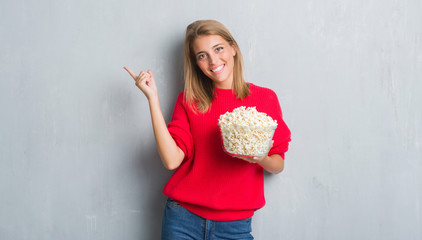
[231,44,237,57]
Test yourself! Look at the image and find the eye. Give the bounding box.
[215,47,224,52]
[197,54,207,61]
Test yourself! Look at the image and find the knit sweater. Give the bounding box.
[163,83,291,221]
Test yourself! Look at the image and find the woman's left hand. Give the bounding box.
[236,155,268,164]
[235,141,274,164]
[234,141,284,174]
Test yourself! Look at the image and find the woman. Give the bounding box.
[124,20,291,239]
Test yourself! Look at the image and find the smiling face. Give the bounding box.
[193,34,237,89]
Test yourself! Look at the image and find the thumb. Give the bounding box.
[147,70,154,79]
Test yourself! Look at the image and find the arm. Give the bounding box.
[237,141,284,174]
[148,97,185,170]
[256,154,284,174]
[251,90,290,174]
[123,67,184,170]
[237,154,284,174]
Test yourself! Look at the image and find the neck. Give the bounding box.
[213,77,234,89]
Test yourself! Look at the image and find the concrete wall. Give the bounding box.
[1,0,421,239]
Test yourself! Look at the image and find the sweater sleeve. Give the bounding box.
[267,91,291,159]
[167,92,194,161]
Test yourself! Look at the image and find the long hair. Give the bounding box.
[184,20,249,113]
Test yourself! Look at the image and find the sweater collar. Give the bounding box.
[214,83,253,97]
[214,87,235,96]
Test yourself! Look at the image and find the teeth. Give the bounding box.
[211,65,224,72]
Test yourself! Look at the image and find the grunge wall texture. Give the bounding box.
[1,0,421,239]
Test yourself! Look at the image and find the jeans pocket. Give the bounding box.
[239,217,252,223]
[214,217,253,239]
[166,198,183,208]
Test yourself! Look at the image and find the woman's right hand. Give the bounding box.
[123,67,184,170]
[123,67,158,101]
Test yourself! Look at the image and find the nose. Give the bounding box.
[208,53,217,65]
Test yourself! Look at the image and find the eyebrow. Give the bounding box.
[196,43,224,56]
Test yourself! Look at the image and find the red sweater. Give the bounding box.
[163,83,291,221]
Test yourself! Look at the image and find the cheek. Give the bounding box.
[224,53,235,65]
[197,62,209,73]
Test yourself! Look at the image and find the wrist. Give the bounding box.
[256,155,270,165]
[148,95,160,105]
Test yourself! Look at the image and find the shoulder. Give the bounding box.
[174,91,187,104]
[248,83,278,99]
[171,91,188,111]
[174,91,196,113]
[176,91,185,99]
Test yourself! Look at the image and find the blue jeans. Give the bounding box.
[161,198,254,240]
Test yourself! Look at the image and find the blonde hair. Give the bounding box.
[184,20,250,113]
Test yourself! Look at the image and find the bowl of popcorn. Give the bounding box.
[217,106,278,157]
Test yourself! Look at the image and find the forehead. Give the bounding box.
[193,35,229,53]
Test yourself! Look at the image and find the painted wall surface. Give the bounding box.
[1,0,421,239]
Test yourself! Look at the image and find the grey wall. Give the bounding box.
[1,0,421,239]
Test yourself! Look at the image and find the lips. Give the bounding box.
[210,64,225,74]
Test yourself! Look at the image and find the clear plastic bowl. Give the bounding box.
[218,123,277,157]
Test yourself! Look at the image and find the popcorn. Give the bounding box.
[218,106,277,157]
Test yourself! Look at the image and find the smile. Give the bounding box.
[210,64,225,74]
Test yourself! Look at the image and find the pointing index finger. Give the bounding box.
[123,66,138,80]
